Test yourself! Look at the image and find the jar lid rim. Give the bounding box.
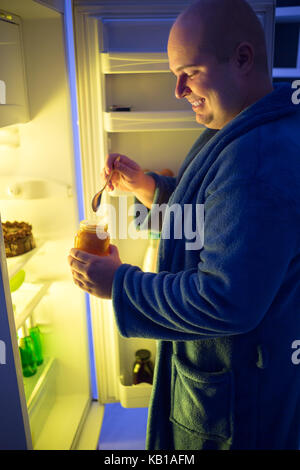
[80,220,108,231]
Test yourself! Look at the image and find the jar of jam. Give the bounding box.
[74,220,110,256]
[132,349,154,385]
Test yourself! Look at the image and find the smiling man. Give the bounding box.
[69,0,300,450]
[168,0,273,129]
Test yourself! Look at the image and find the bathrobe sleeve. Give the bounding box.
[112,178,298,340]
[133,171,177,232]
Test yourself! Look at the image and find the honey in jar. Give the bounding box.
[74,220,110,256]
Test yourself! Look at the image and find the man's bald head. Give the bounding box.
[171,0,269,73]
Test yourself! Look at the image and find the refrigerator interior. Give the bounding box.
[0,0,93,449]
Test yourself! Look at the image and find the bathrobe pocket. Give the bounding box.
[170,354,234,444]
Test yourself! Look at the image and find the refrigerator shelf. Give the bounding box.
[6,239,46,280]
[12,281,51,330]
[104,110,203,132]
[101,52,169,74]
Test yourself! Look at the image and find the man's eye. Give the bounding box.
[187,71,197,79]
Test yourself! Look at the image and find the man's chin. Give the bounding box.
[195,113,207,126]
[195,112,218,129]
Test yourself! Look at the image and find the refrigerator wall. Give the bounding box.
[73,0,275,408]
[0,0,95,450]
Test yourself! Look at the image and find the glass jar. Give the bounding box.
[74,220,110,256]
[132,349,154,385]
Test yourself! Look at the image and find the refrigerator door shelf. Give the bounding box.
[104,110,203,132]
[25,356,55,409]
[0,178,72,200]
[26,356,57,448]
[101,52,169,74]
[119,376,152,408]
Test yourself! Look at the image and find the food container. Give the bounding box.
[74,220,110,256]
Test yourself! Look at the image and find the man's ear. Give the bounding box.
[234,41,255,74]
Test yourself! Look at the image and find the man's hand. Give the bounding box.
[68,244,122,299]
[103,153,156,209]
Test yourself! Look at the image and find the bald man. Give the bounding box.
[69,0,300,450]
[168,0,273,129]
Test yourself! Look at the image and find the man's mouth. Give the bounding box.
[191,98,205,110]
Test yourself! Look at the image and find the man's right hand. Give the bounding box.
[103,153,156,209]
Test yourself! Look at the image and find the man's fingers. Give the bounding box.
[69,248,92,263]
[68,249,93,276]
[105,153,140,174]
[108,244,119,256]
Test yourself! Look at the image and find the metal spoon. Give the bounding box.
[91,156,120,212]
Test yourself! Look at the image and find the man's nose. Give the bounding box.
[175,75,191,99]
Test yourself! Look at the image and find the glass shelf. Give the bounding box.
[12,281,51,330]
[104,110,203,132]
[6,239,46,280]
[101,52,169,74]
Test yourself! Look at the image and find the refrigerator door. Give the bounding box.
[0,219,32,450]
[0,0,102,450]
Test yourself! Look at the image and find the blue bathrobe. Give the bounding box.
[112,83,300,450]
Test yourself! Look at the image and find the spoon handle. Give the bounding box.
[91,156,120,212]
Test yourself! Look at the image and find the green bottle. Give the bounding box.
[19,336,37,377]
[29,326,43,366]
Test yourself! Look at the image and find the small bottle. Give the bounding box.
[133,349,154,385]
[19,336,37,377]
[29,326,43,366]
[74,220,110,256]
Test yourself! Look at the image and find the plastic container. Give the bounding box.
[74,220,110,256]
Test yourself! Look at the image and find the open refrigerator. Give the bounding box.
[0,0,275,450]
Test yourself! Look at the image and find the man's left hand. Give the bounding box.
[68,244,122,299]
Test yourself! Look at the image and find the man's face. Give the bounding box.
[168,23,241,130]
